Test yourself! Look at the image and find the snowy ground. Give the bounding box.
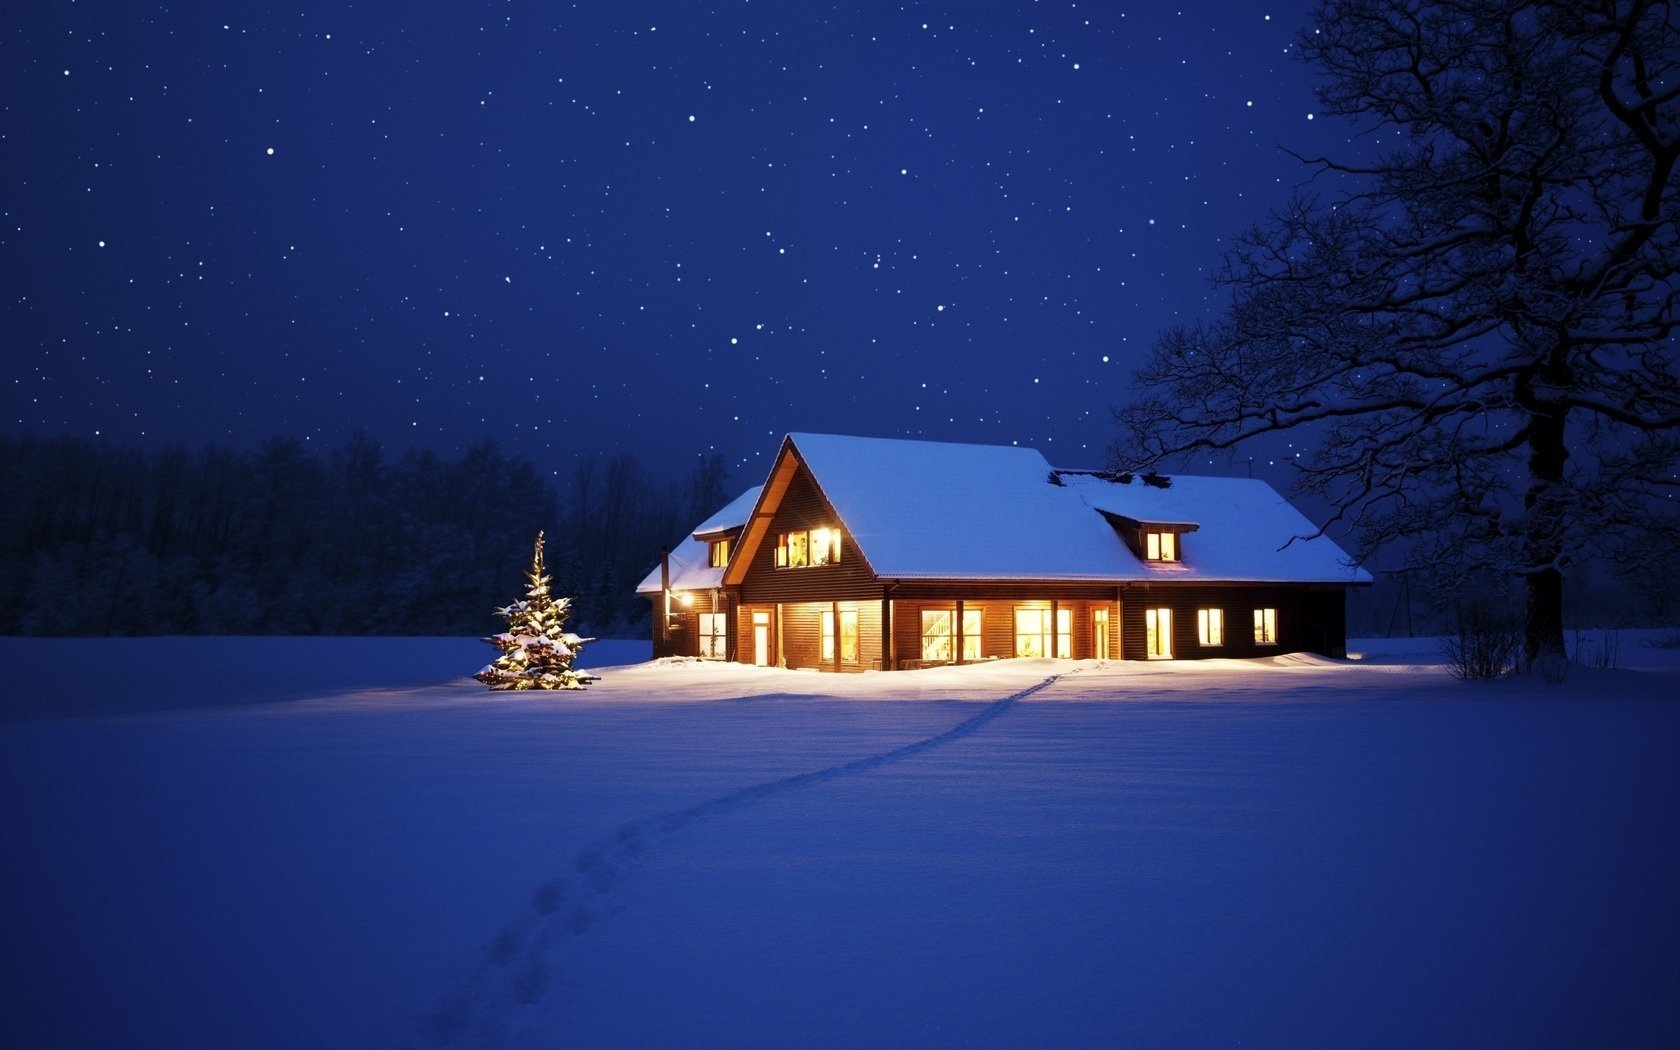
[2,635,1678,1048]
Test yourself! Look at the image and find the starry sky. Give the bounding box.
[5,1,1350,480]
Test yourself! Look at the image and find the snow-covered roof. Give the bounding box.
[781,433,1370,584]
[635,486,762,596]
[1057,471,1374,584]
[691,487,757,536]
[644,435,1370,592]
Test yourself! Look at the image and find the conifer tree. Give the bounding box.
[475,532,597,690]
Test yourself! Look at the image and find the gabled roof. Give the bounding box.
[635,486,762,596]
[719,433,1370,585]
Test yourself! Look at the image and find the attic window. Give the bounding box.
[774,527,842,568]
[1143,530,1177,562]
[708,538,731,568]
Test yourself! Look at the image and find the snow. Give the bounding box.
[777,433,1368,583]
[635,486,762,596]
[2,634,1678,1048]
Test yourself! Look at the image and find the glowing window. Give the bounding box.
[922,608,983,662]
[698,613,728,659]
[1145,608,1173,658]
[775,528,841,569]
[821,607,859,664]
[1015,607,1071,659]
[1093,607,1110,660]
[1197,608,1224,646]
[708,539,731,568]
[1144,531,1177,562]
[1254,607,1278,645]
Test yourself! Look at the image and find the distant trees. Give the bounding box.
[0,433,725,636]
[1114,0,1680,663]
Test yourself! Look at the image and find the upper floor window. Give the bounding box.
[708,538,731,568]
[775,527,842,568]
[1143,530,1177,562]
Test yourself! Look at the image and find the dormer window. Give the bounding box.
[708,538,731,568]
[1144,530,1177,562]
[775,527,842,568]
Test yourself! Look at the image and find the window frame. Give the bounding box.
[1143,530,1178,562]
[774,527,842,569]
[1197,608,1224,647]
[697,612,728,659]
[1254,607,1278,645]
[1014,607,1071,659]
[708,538,731,568]
[1145,607,1173,659]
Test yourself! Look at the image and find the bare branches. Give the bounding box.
[1111,0,1680,659]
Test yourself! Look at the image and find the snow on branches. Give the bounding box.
[476,531,597,690]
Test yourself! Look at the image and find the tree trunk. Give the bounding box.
[1523,408,1569,666]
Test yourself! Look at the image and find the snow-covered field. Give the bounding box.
[3,636,1678,1048]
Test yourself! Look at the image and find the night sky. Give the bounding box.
[5,1,1353,481]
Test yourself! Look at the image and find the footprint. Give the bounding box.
[483,927,520,967]
[510,959,549,1005]
[531,881,564,916]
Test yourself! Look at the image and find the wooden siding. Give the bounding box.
[890,596,1123,667]
[651,588,733,659]
[738,465,880,604]
[1119,584,1346,660]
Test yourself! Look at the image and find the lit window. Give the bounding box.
[775,528,841,569]
[1197,608,1224,646]
[923,608,982,662]
[1015,607,1071,659]
[1144,531,1177,562]
[921,610,952,662]
[698,613,727,659]
[1093,607,1110,660]
[1145,607,1173,658]
[708,538,731,568]
[821,607,859,664]
[1254,607,1278,645]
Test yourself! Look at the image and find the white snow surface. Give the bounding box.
[2,634,1678,1048]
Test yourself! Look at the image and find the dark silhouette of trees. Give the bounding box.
[0,433,726,637]
[1114,0,1680,663]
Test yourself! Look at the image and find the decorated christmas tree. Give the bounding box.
[475,531,597,690]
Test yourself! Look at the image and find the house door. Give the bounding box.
[752,610,771,667]
[1145,608,1172,659]
[1093,607,1110,660]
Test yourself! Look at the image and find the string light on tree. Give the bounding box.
[475,531,597,690]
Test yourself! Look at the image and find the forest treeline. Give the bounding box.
[0,433,729,636]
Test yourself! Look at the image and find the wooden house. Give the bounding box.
[638,433,1371,670]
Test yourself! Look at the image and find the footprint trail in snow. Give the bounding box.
[418,671,1069,1048]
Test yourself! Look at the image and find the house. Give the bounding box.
[638,433,1372,669]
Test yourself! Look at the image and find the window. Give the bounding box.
[1093,607,1110,660]
[708,538,731,568]
[1197,608,1224,647]
[921,609,980,662]
[1015,607,1071,659]
[1143,531,1177,562]
[821,607,860,664]
[1254,607,1278,645]
[1145,608,1173,658]
[698,613,728,659]
[775,528,841,568]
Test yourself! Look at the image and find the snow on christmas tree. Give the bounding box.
[475,531,597,690]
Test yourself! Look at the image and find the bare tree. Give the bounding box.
[1115,0,1680,663]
